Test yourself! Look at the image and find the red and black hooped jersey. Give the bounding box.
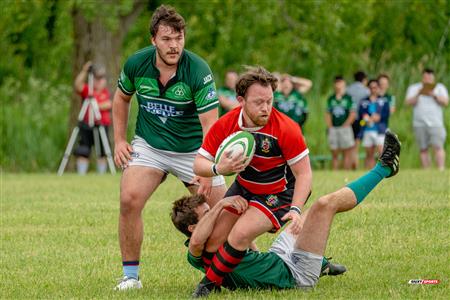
[199,107,309,194]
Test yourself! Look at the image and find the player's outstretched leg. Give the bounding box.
[292,131,401,287]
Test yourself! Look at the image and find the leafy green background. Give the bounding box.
[1,0,449,171]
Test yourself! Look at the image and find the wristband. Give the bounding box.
[290,205,302,215]
[211,164,219,176]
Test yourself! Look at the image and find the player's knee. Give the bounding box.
[315,194,338,213]
[228,230,251,249]
[120,189,145,216]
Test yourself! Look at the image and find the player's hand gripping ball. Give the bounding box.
[215,131,255,176]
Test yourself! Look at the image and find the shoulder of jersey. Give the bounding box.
[183,49,210,69]
[219,107,240,122]
[127,46,155,63]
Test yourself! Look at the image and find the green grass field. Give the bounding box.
[1,170,449,299]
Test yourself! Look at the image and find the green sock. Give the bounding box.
[346,163,391,205]
[321,257,329,269]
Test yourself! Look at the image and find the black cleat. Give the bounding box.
[320,257,347,277]
[378,129,401,178]
[191,281,219,298]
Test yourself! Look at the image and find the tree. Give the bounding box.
[69,0,147,131]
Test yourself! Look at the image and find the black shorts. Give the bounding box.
[224,180,294,233]
[352,120,361,140]
[74,123,110,158]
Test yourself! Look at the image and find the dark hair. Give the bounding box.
[171,194,206,237]
[423,68,434,74]
[377,73,390,81]
[150,5,186,37]
[354,71,367,82]
[334,75,344,82]
[368,79,379,86]
[236,66,278,97]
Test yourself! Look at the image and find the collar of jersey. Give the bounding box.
[238,109,264,132]
[150,46,186,78]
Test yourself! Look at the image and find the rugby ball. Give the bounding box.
[215,131,255,176]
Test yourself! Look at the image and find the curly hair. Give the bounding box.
[170,194,206,237]
[150,5,186,37]
[235,66,278,98]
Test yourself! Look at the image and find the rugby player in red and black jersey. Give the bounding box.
[191,66,313,297]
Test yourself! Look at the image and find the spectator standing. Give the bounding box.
[273,74,309,129]
[378,74,396,114]
[325,76,356,170]
[358,79,390,169]
[405,68,448,171]
[347,71,370,169]
[73,61,112,175]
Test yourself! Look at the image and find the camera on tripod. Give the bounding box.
[57,62,115,175]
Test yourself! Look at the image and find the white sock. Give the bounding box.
[97,160,107,174]
[77,159,89,175]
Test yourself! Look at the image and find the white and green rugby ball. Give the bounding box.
[215,131,255,175]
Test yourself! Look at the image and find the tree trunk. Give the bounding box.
[66,1,146,169]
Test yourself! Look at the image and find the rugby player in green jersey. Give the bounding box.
[273,74,308,128]
[171,130,401,296]
[112,5,227,290]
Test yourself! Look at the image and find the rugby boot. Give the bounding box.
[378,129,401,178]
[114,276,142,291]
[191,281,220,298]
[320,258,347,277]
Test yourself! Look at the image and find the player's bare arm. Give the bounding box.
[74,61,92,93]
[281,155,312,235]
[325,112,333,129]
[194,108,220,197]
[189,196,248,256]
[112,88,133,167]
[194,152,246,178]
[343,111,356,127]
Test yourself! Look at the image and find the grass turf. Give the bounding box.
[1,169,449,299]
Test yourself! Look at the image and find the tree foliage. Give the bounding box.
[1,0,449,171]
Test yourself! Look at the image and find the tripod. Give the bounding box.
[57,69,116,175]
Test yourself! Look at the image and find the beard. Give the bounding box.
[244,108,270,127]
[156,47,180,67]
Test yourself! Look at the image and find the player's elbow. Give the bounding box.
[189,237,205,253]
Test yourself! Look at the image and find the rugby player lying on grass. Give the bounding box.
[171,130,400,297]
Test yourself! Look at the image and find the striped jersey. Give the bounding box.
[117,46,219,152]
[199,107,309,194]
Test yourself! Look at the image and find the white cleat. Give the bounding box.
[114,276,143,291]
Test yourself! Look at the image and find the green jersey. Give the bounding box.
[187,251,295,290]
[381,93,396,108]
[217,86,237,117]
[326,93,356,126]
[118,46,218,152]
[273,90,308,126]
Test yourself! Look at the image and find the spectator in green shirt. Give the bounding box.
[217,70,239,117]
[274,74,309,128]
[325,76,356,170]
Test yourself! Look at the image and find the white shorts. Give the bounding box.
[128,136,225,186]
[269,231,322,288]
[362,131,385,148]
